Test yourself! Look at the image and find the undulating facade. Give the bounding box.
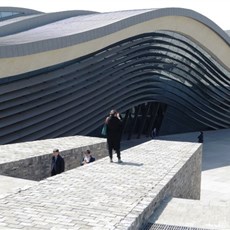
[0,6,229,144]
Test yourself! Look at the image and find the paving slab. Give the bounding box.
[0,175,37,199]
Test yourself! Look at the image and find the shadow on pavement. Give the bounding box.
[116,161,144,167]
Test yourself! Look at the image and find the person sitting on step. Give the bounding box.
[81,150,95,165]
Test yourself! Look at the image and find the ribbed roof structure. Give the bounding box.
[0,7,229,144]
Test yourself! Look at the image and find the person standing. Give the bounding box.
[105,109,123,163]
[197,131,204,143]
[152,128,157,139]
[51,149,65,176]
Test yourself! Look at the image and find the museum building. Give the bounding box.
[0,6,229,144]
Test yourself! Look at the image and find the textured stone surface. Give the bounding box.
[0,139,201,229]
[0,136,107,180]
[147,129,230,230]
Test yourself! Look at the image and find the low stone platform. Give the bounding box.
[0,139,201,230]
[0,136,107,180]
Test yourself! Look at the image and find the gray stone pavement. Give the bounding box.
[0,135,106,197]
[0,175,37,199]
[0,136,106,165]
[0,139,200,230]
[0,136,157,198]
[0,136,147,200]
[1,127,228,230]
[149,128,230,230]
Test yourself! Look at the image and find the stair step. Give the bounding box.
[144,223,215,230]
[148,198,230,230]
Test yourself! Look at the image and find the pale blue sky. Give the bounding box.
[1,0,229,30]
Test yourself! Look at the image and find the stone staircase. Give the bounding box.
[148,197,230,230]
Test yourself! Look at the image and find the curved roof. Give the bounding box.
[0,6,42,15]
[0,10,98,36]
[0,7,229,78]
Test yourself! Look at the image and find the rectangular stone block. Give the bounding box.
[0,136,107,181]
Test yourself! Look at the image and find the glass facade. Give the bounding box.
[0,11,21,20]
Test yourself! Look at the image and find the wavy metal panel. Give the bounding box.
[0,15,229,144]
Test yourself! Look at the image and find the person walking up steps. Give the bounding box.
[105,109,123,163]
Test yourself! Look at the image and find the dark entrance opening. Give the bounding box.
[121,102,167,140]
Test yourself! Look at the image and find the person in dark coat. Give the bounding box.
[51,149,65,176]
[105,109,123,163]
[197,131,204,143]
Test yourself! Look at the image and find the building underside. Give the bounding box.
[0,7,229,144]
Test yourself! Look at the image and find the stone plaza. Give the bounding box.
[0,136,201,229]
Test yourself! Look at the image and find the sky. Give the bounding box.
[1,0,229,30]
